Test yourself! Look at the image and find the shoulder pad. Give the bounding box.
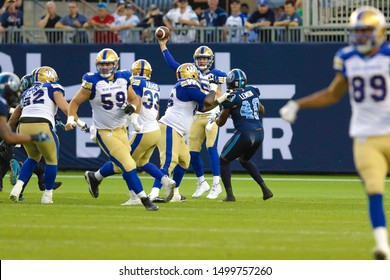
[82,79,93,91]
[130,77,142,86]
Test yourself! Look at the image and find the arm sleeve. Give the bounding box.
[162,49,181,71]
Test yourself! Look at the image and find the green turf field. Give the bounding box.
[0,172,387,260]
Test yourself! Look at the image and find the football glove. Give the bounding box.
[76,119,89,132]
[31,132,50,142]
[55,115,65,130]
[65,116,77,130]
[123,104,136,115]
[217,90,234,104]
[127,113,143,132]
[205,111,220,132]
[279,100,299,124]
[208,74,218,92]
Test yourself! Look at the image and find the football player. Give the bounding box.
[158,39,227,200]
[9,66,68,204]
[162,0,199,43]
[279,6,390,260]
[0,72,50,192]
[7,72,63,201]
[66,48,159,211]
[84,59,176,205]
[210,68,273,202]
[148,63,232,202]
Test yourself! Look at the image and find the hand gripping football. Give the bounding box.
[155,26,170,40]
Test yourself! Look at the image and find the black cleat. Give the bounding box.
[373,249,389,260]
[222,196,236,202]
[37,172,45,191]
[84,171,100,198]
[54,182,62,190]
[141,197,159,211]
[260,182,273,200]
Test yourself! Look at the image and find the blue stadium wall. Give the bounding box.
[0,43,354,173]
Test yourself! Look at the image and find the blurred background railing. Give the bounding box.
[1,0,386,44]
[3,25,390,44]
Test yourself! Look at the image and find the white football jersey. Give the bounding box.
[20,83,63,128]
[163,7,199,43]
[82,71,131,130]
[131,77,160,133]
[225,14,247,43]
[160,79,205,136]
[335,44,390,137]
[196,69,227,115]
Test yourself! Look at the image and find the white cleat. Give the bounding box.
[41,190,53,204]
[207,183,222,199]
[9,184,23,202]
[121,198,142,206]
[171,193,186,202]
[161,176,176,202]
[122,190,143,206]
[191,180,210,198]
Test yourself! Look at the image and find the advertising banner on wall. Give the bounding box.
[0,43,354,173]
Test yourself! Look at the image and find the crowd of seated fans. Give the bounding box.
[0,0,303,44]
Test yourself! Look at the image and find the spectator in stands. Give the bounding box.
[244,0,274,42]
[200,0,227,42]
[111,3,140,43]
[137,4,164,42]
[0,0,23,43]
[274,0,302,27]
[86,2,119,44]
[113,0,126,21]
[274,0,302,41]
[224,0,247,43]
[188,0,208,21]
[240,2,250,17]
[163,0,199,43]
[59,1,88,43]
[38,1,63,44]
[0,0,22,16]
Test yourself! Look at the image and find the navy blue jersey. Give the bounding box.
[0,96,9,118]
[221,86,263,131]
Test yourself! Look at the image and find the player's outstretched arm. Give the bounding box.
[280,73,348,123]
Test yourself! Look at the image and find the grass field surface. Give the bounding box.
[0,172,388,260]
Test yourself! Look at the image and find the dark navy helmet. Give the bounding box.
[0,72,21,107]
[226,68,247,90]
[20,74,33,91]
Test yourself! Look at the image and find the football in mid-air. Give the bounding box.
[155,26,170,40]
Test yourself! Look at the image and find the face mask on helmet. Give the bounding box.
[131,59,152,80]
[96,48,119,78]
[226,68,247,90]
[176,63,199,81]
[31,66,59,84]
[193,46,214,71]
[0,72,21,107]
[349,6,386,54]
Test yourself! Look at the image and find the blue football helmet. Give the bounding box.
[226,68,247,90]
[0,72,21,107]
[349,6,386,54]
